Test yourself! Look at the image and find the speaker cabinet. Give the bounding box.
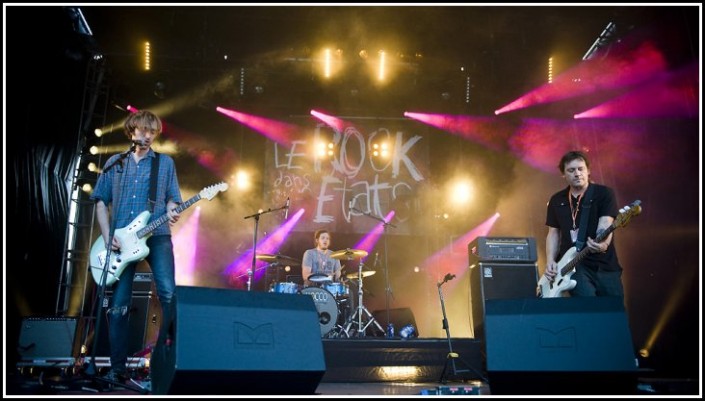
[151,286,325,395]
[17,317,78,359]
[94,293,160,357]
[484,297,638,395]
[469,262,538,339]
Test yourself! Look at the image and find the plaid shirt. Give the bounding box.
[91,149,182,237]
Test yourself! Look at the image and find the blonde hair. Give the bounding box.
[124,110,162,139]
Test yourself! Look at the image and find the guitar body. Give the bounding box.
[537,200,642,299]
[90,211,152,287]
[88,182,230,286]
[537,246,578,298]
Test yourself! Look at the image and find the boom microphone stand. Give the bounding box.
[244,197,290,291]
[83,144,148,393]
[349,202,396,332]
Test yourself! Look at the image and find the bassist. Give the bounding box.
[90,110,182,383]
[543,150,624,300]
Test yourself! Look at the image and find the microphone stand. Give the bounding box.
[243,201,289,291]
[84,146,148,394]
[437,274,487,384]
[350,204,396,333]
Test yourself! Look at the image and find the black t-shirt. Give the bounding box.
[545,183,622,271]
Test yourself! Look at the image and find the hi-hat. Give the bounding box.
[255,253,300,266]
[346,270,376,280]
[330,248,369,260]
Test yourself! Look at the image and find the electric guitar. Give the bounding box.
[537,200,642,298]
[90,182,229,286]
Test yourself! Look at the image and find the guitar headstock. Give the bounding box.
[200,182,229,200]
[614,200,642,228]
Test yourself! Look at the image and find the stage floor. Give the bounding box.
[7,337,699,396]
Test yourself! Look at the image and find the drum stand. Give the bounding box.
[344,262,384,337]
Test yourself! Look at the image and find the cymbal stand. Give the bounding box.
[349,203,396,333]
[344,261,384,337]
[243,200,288,291]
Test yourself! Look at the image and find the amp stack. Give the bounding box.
[468,237,538,341]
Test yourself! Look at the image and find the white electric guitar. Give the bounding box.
[90,182,229,286]
[537,200,642,298]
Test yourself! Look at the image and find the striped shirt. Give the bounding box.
[91,149,182,237]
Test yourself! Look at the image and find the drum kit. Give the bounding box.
[259,248,382,338]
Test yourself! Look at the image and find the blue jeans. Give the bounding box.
[106,235,175,372]
[570,265,624,299]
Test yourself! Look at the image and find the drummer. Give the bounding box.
[302,229,342,287]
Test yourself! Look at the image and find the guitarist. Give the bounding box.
[90,110,182,383]
[543,150,624,300]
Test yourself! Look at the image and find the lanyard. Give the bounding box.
[568,191,584,230]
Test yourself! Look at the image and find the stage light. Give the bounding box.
[583,22,617,60]
[324,48,332,78]
[233,170,251,191]
[143,41,151,71]
[153,81,166,99]
[451,181,473,205]
[378,50,387,82]
[316,142,327,157]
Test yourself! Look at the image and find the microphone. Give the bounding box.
[284,197,290,220]
[443,273,456,283]
[131,139,146,147]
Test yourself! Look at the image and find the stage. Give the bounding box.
[8,337,698,396]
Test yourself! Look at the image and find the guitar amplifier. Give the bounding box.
[469,237,537,264]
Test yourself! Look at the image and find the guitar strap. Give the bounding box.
[575,183,594,251]
[148,151,160,213]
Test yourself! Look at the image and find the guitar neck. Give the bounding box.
[560,224,616,276]
[136,194,202,238]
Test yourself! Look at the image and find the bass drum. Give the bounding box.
[300,286,338,337]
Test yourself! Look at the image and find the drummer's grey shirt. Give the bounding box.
[302,248,342,285]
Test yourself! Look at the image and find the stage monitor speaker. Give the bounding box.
[17,317,78,359]
[94,293,160,357]
[484,296,638,395]
[372,307,418,337]
[469,262,537,340]
[151,286,325,395]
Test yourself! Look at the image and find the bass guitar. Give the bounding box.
[537,200,642,298]
[90,182,229,286]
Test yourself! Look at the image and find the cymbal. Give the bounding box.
[255,253,300,266]
[330,248,369,260]
[346,270,376,280]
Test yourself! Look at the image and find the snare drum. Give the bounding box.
[270,282,300,294]
[324,282,349,298]
[300,287,338,336]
